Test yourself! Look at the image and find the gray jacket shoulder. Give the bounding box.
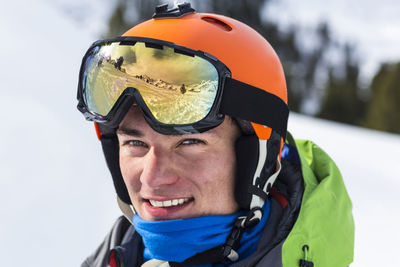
[81,216,131,267]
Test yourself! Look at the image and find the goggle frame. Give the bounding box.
[77,36,232,135]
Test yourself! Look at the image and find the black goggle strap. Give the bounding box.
[220,78,289,139]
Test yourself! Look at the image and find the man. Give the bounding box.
[77,3,354,267]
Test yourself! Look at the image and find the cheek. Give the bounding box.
[209,147,237,198]
[195,151,238,214]
[194,151,236,191]
[119,154,142,193]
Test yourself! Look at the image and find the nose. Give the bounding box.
[140,147,179,189]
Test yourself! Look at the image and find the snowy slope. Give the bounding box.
[1,1,399,266]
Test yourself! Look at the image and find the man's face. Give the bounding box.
[117,107,240,221]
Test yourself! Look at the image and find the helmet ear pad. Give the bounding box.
[234,131,281,210]
[235,134,259,209]
[98,125,132,205]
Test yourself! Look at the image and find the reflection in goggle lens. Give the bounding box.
[83,42,219,124]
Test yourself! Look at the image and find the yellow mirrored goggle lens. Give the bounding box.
[83,42,219,125]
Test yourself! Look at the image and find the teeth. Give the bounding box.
[149,198,191,208]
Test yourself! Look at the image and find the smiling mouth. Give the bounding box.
[148,198,193,208]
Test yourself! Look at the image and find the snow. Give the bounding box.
[0,0,399,266]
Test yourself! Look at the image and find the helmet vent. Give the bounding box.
[201,16,232,32]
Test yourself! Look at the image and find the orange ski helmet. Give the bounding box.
[120,5,287,140]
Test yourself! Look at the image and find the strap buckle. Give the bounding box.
[222,208,263,262]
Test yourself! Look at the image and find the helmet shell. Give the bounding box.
[122,12,287,140]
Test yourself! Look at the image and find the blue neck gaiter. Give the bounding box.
[133,201,270,264]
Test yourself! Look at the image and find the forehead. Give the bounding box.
[118,107,239,140]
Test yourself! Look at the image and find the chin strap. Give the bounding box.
[222,155,282,262]
[221,207,263,262]
[117,195,136,224]
[250,155,282,209]
[249,138,282,210]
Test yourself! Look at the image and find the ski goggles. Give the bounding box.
[77,37,288,136]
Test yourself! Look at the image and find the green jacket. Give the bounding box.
[282,133,354,266]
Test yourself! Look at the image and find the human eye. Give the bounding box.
[122,139,148,148]
[179,138,205,146]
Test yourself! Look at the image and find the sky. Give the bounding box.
[0,0,399,266]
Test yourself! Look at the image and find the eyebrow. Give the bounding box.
[117,126,220,139]
[116,127,143,137]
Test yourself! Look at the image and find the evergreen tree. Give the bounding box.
[317,44,365,125]
[364,62,400,134]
